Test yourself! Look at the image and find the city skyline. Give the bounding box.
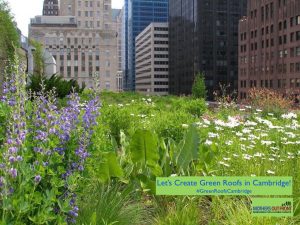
[7,0,124,36]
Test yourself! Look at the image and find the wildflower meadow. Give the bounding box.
[0,62,299,224]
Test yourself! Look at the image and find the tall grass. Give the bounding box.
[76,181,152,225]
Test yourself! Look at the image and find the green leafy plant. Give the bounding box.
[77,182,152,225]
[0,58,99,224]
[192,73,207,99]
[27,74,84,98]
[0,0,19,63]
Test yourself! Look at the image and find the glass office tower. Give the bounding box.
[124,0,169,91]
[169,0,247,99]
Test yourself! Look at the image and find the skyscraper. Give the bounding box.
[135,23,169,95]
[123,0,169,91]
[169,0,247,99]
[239,0,300,100]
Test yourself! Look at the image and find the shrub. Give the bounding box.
[192,73,207,99]
[246,88,293,116]
[27,74,84,99]
[100,105,136,145]
[182,99,207,117]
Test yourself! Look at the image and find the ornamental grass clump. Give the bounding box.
[0,59,100,224]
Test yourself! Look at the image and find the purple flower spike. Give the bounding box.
[34,175,41,183]
[0,177,4,187]
[9,156,16,163]
[8,147,18,154]
[9,168,17,178]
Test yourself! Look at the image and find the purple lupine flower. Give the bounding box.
[7,139,14,145]
[9,168,17,178]
[8,147,18,154]
[9,156,16,163]
[3,88,9,94]
[0,177,4,187]
[16,156,23,161]
[15,138,22,145]
[68,210,78,218]
[35,130,48,141]
[49,127,56,134]
[78,165,84,171]
[34,147,43,153]
[9,187,14,194]
[8,98,16,106]
[34,175,41,183]
[10,86,17,93]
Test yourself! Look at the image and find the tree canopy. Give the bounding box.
[192,72,207,99]
[0,0,20,63]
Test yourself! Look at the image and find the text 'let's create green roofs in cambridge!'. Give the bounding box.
[156,177,293,196]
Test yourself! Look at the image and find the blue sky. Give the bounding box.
[7,0,124,36]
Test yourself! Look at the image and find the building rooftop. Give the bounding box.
[30,16,77,27]
[112,9,121,21]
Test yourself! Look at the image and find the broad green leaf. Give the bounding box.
[137,174,156,194]
[97,160,110,183]
[129,129,159,167]
[107,152,124,178]
[176,125,200,171]
[111,136,119,152]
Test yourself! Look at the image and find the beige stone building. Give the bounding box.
[29,0,119,91]
[112,8,123,91]
[135,22,169,95]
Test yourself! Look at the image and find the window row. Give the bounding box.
[240,78,300,89]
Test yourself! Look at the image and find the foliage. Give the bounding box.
[0,58,99,224]
[246,88,294,116]
[0,101,8,145]
[176,125,199,172]
[82,91,300,224]
[1,57,300,224]
[29,39,44,75]
[27,74,84,99]
[192,73,207,99]
[0,0,19,63]
[213,83,237,107]
[77,182,152,225]
[154,197,202,225]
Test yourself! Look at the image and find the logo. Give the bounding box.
[252,198,293,217]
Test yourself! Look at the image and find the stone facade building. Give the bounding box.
[43,0,59,16]
[29,0,119,91]
[135,23,169,95]
[239,0,300,99]
[112,8,123,91]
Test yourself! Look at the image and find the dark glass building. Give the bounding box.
[169,0,247,99]
[124,0,169,91]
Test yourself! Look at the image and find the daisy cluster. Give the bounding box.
[195,110,300,176]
